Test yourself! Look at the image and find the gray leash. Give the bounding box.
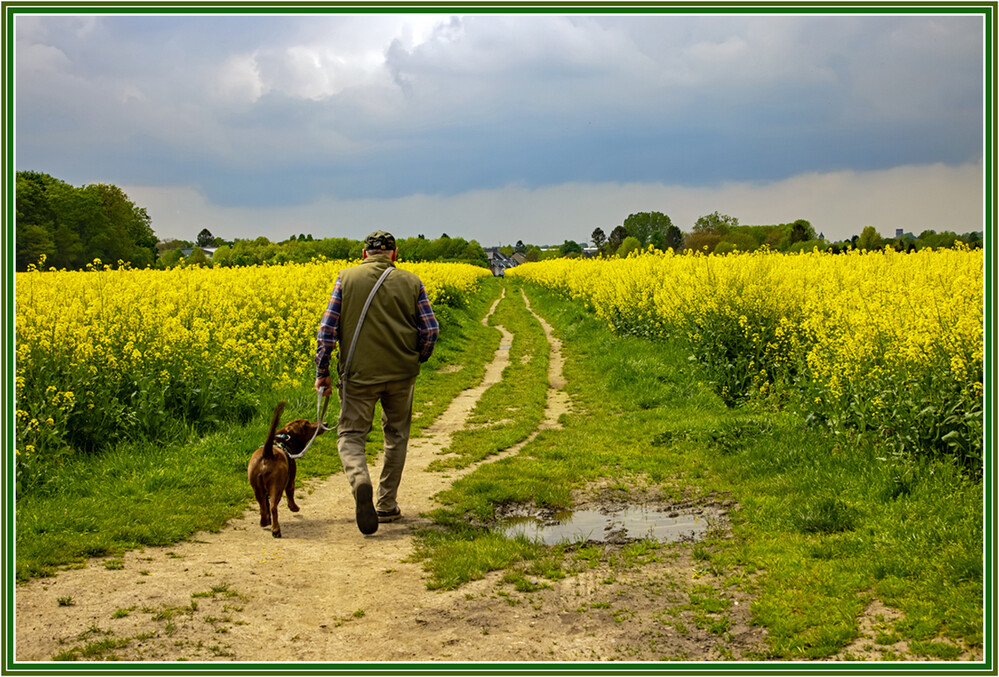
[291,266,394,460]
[285,391,330,460]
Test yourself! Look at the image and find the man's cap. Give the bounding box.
[364,230,396,251]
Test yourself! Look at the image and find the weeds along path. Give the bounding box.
[14,282,584,663]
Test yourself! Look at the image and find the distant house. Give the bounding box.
[180,247,217,259]
[483,247,519,276]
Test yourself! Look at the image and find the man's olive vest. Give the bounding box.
[337,255,424,386]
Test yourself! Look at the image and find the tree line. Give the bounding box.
[575,210,982,258]
[15,172,982,272]
[15,172,489,271]
[16,171,159,271]
[159,230,489,269]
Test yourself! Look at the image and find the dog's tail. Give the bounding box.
[263,401,286,460]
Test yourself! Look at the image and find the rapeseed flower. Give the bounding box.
[509,247,983,466]
[15,258,490,472]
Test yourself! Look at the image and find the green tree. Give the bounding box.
[16,222,55,268]
[559,240,583,256]
[789,219,817,244]
[649,230,665,251]
[159,248,185,268]
[608,225,628,253]
[683,230,722,253]
[693,211,738,236]
[88,183,157,267]
[961,231,983,248]
[461,241,489,267]
[664,224,684,252]
[211,244,233,267]
[591,227,606,250]
[315,237,357,260]
[157,238,191,254]
[617,236,642,257]
[197,228,215,247]
[858,226,883,251]
[44,180,96,269]
[185,247,209,266]
[15,172,157,270]
[717,231,758,253]
[624,211,673,246]
[764,228,788,250]
[917,229,960,249]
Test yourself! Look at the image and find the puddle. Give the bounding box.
[495,504,726,546]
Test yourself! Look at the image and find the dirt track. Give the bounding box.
[16,287,934,665]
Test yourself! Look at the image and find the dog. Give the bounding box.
[247,401,329,538]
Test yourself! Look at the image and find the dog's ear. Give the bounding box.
[284,419,326,444]
[304,420,328,437]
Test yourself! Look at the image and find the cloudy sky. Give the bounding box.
[15,10,985,246]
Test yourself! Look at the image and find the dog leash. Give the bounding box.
[289,266,394,460]
[285,392,330,460]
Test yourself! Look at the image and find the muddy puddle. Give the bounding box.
[495,504,727,546]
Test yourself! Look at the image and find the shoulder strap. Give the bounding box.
[341,266,394,384]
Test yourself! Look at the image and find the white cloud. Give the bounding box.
[215,53,264,103]
[15,42,71,74]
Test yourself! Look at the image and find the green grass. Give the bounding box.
[15,277,501,582]
[411,281,983,659]
[410,276,503,437]
[429,280,549,469]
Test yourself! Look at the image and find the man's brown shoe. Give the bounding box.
[355,483,378,535]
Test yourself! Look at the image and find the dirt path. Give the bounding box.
[15,285,771,664]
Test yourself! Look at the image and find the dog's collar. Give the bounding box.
[273,433,295,456]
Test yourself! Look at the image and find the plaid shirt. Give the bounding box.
[315,275,439,379]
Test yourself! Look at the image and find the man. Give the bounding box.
[315,231,439,535]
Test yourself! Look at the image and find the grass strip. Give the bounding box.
[429,279,549,470]
[15,277,502,582]
[413,282,982,660]
[410,276,502,437]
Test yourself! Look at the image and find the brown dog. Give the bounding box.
[247,401,328,538]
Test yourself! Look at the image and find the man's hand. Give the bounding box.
[315,375,333,396]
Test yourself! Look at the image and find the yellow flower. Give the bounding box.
[15,258,489,460]
[509,247,982,424]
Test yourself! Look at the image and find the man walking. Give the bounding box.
[315,231,439,535]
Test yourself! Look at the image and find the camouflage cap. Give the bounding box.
[364,230,396,251]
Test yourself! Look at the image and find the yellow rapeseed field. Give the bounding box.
[508,246,983,466]
[15,258,490,471]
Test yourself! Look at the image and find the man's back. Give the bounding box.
[337,255,423,386]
